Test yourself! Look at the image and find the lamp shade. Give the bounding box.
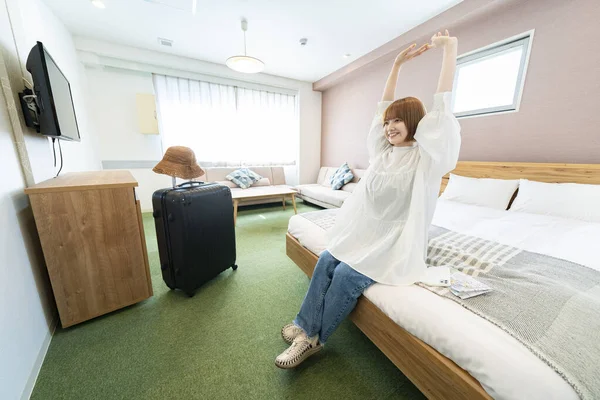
[226,55,265,74]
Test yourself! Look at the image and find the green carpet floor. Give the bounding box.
[31,201,424,400]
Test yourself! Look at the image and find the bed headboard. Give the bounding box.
[440,162,600,195]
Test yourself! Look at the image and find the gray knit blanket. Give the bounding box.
[299,208,337,230]
[425,226,600,400]
[298,210,600,399]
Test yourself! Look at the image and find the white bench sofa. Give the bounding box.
[295,166,366,209]
[200,166,292,206]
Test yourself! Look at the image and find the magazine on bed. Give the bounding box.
[420,267,492,299]
[449,271,492,299]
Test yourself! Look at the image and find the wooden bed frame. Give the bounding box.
[286,161,600,400]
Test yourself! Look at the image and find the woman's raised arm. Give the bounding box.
[414,30,461,179]
[431,30,458,93]
[382,43,430,101]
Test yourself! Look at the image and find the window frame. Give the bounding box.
[452,30,535,119]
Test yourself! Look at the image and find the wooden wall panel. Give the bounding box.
[440,161,600,194]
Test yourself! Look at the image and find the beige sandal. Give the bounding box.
[275,333,323,369]
[281,323,303,345]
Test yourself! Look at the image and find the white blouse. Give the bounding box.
[326,92,461,286]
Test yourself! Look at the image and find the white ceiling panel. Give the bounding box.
[143,0,195,13]
[42,0,462,82]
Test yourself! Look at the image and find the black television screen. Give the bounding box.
[25,41,80,141]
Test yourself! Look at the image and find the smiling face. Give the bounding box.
[384,118,410,146]
[383,97,426,146]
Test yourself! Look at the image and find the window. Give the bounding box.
[153,74,298,166]
[452,31,533,118]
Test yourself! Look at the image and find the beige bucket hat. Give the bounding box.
[153,146,205,179]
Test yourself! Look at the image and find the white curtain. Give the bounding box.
[153,74,298,167]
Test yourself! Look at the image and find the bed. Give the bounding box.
[285,161,600,400]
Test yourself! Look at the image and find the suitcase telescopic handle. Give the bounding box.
[177,181,204,187]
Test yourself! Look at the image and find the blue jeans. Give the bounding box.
[294,250,375,343]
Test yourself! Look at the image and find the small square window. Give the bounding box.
[452,32,533,118]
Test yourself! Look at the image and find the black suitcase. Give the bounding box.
[152,182,237,296]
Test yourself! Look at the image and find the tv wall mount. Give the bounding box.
[18,88,41,132]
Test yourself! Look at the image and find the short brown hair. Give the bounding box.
[383,97,426,141]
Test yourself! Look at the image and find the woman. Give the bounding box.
[276,30,461,369]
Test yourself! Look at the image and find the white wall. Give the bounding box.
[85,66,171,210]
[0,95,55,400]
[0,0,100,398]
[5,0,100,183]
[77,38,322,211]
[0,10,54,400]
[88,68,161,160]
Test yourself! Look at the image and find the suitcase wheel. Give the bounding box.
[185,291,195,298]
[232,264,238,271]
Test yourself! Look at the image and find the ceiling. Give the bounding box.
[42,0,462,82]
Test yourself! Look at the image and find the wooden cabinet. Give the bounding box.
[25,171,153,327]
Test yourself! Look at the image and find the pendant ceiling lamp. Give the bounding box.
[226,18,264,74]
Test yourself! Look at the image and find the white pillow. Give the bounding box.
[320,168,337,187]
[253,177,271,187]
[510,179,600,222]
[217,180,237,188]
[341,182,358,193]
[440,174,519,210]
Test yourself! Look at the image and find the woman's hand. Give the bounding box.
[394,43,431,66]
[431,29,458,49]
[382,41,430,101]
[433,30,458,93]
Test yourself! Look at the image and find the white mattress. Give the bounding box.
[288,200,600,400]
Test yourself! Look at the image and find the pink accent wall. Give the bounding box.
[320,0,600,169]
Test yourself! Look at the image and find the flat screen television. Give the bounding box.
[21,41,81,141]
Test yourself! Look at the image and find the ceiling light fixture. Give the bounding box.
[91,0,106,9]
[226,19,264,74]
